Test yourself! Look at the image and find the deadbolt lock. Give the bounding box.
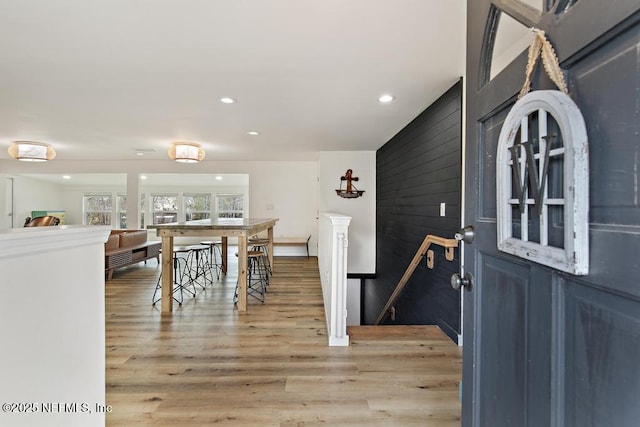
[454,226,475,244]
[451,272,473,291]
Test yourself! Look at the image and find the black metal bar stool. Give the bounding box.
[233,250,268,304]
[248,236,272,281]
[184,244,214,290]
[200,240,223,280]
[152,246,197,305]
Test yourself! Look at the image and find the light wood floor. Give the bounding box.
[105,255,462,426]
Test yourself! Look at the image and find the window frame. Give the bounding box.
[151,193,179,225]
[496,90,589,275]
[216,193,245,219]
[184,193,212,221]
[82,193,113,226]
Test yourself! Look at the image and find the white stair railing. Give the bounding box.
[318,212,351,346]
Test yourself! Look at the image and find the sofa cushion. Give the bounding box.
[119,230,148,247]
[105,234,120,251]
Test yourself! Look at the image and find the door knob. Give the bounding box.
[455,226,474,243]
[451,272,473,291]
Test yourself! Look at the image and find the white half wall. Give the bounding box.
[318,152,375,273]
[0,225,110,427]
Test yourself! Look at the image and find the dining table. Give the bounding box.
[148,217,278,313]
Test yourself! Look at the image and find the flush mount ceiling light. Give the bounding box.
[168,141,205,163]
[8,141,56,162]
[248,131,260,136]
[219,97,236,104]
[378,94,395,103]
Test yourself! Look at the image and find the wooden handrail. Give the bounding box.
[374,234,459,325]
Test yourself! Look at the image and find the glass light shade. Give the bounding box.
[7,141,56,162]
[168,142,205,163]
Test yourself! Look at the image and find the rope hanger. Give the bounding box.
[518,28,568,99]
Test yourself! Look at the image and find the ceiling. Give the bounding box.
[0,1,466,162]
[20,173,249,187]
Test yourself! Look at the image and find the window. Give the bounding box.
[117,194,127,229]
[184,193,211,221]
[217,194,244,218]
[83,194,112,225]
[152,194,178,224]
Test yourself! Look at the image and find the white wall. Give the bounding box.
[12,175,64,226]
[247,161,318,255]
[318,152,376,273]
[2,177,12,228]
[0,160,319,254]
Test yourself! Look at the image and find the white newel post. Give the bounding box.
[0,225,111,427]
[318,212,351,346]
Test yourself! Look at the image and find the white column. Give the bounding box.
[318,212,352,346]
[126,173,140,229]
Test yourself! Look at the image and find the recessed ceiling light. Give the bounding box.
[248,131,260,136]
[220,97,236,104]
[140,175,147,180]
[215,176,223,180]
[378,94,395,103]
[62,175,71,180]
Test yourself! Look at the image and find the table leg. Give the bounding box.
[267,226,274,273]
[237,235,248,312]
[221,236,228,274]
[161,236,174,313]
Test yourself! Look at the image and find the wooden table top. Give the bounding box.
[148,218,277,230]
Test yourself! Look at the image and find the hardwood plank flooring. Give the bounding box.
[106,255,462,426]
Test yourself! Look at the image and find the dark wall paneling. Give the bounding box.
[365,79,462,341]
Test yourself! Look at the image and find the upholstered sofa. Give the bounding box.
[104,230,161,280]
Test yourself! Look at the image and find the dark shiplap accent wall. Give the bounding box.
[364,80,462,341]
